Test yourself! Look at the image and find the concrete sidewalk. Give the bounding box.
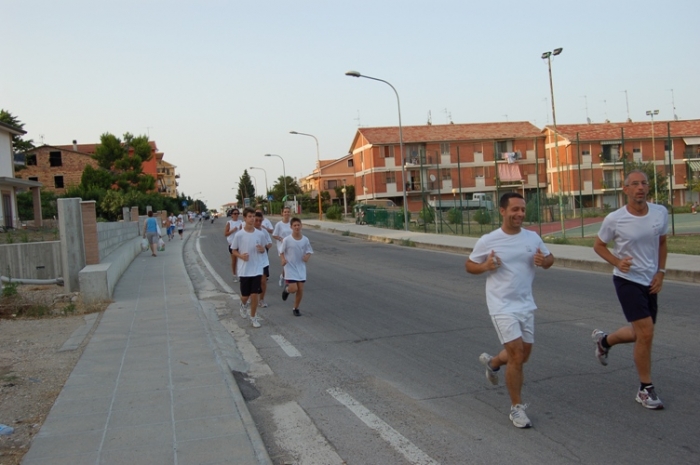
[303,220,700,284]
[22,225,270,465]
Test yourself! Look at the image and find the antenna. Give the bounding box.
[581,95,590,123]
[601,99,609,122]
[622,90,631,122]
[39,134,45,145]
[443,108,453,124]
[354,110,362,127]
[503,114,509,122]
[427,110,432,125]
[669,89,679,120]
[146,126,152,138]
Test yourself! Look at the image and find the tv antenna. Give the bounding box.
[354,110,362,127]
[582,95,591,124]
[622,90,631,122]
[443,108,453,124]
[669,89,679,120]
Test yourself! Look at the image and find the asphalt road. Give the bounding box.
[193,219,700,465]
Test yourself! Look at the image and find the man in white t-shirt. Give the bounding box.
[592,170,668,410]
[254,211,273,308]
[280,217,313,317]
[466,192,554,428]
[256,207,274,235]
[224,209,243,282]
[231,207,267,328]
[272,206,292,286]
[167,213,177,240]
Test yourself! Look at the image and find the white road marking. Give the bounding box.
[271,335,302,357]
[327,388,440,465]
[272,401,344,465]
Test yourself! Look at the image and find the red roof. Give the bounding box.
[549,119,700,141]
[356,121,542,146]
[55,140,158,154]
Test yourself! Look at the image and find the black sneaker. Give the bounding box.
[282,287,289,301]
[293,308,301,317]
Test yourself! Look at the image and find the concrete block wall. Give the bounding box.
[81,201,99,265]
[96,221,140,261]
[0,241,61,280]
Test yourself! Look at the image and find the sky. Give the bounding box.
[3,0,699,210]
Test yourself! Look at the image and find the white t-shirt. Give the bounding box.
[597,202,668,286]
[168,215,176,227]
[256,228,273,267]
[226,219,243,246]
[281,234,313,281]
[176,218,184,230]
[272,220,292,254]
[230,228,266,277]
[261,218,274,233]
[469,228,550,315]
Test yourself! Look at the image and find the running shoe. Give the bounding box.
[259,300,268,308]
[479,353,499,385]
[509,404,532,428]
[591,329,609,366]
[293,308,301,317]
[282,287,289,301]
[250,316,261,328]
[278,274,284,287]
[239,302,248,319]
[233,275,239,283]
[636,386,664,409]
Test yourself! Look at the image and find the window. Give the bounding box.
[633,148,641,153]
[582,150,590,156]
[54,175,64,188]
[386,172,396,184]
[347,159,354,168]
[664,142,670,151]
[26,154,37,166]
[326,180,338,189]
[440,142,450,156]
[49,151,62,167]
[441,169,451,180]
[497,140,514,153]
[29,176,38,182]
[383,146,394,158]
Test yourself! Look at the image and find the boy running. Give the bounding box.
[280,217,313,316]
[231,207,267,328]
[254,211,273,308]
[272,206,293,287]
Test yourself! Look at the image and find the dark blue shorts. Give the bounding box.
[613,276,658,323]
[239,275,262,297]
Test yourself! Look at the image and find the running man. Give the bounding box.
[280,217,313,317]
[225,209,243,282]
[254,211,273,308]
[231,207,267,328]
[272,206,292,287]
[256,207,274,235]
[176,214,184,240]
[592,170,668,410]
[167,212,177,241]
[466,192,554,428]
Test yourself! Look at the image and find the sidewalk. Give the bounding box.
[22,226,271,465]
[303,220,700,284]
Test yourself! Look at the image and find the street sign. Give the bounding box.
[181,201,187,207]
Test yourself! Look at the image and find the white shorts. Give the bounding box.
[490,311,535,345]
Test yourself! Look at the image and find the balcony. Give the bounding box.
[404,153,440,167]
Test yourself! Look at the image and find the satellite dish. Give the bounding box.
[430,174,436,182]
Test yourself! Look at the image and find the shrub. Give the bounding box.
[326,205,342,220]
[473,208,491,225]
[419,206,435,224]
[447,208,462,225]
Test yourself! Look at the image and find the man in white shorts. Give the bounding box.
[466,192,554,428]
[272,206,292,287]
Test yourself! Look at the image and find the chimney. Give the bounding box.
[72,140,77,151]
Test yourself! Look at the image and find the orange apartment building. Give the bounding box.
[543,119,700,209]
[16,144,99,194]
[344,122,546,212]
[300,153,354,203]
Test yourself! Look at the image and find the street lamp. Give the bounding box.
[249,167,269,200]
[646,110,660,202]
[346,70,410,231]
[264,154,287,201]
[342,179,348,217]
[290,131,323,220]
[541,48,566,237]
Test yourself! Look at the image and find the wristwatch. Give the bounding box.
[658,269,666,274]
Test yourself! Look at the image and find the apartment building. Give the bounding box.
[300,153,354,202]
[16,144,99,194]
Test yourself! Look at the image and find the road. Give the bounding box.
[190,219,700,464]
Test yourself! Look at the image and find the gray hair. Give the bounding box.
[624,169,648,186]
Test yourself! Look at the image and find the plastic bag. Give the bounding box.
[141,238,149,251]
[158,238,165,252]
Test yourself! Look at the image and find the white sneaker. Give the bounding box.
[278,274,284,287]
[479,353,499,385]
[509,404,532,428]
[233,275,239,283]
[259,300,268,308]
[239,303,248,319]
[250,316,261,328]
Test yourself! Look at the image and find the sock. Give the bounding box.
[601,335,611,349]
[640,382,653,391]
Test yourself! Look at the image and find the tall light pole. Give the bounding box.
[290,131,323,220]
[250,167,269,200]
[342,178,348,217]
[646,110,660,202]
[541,48,566,237]
[346,70,410,231]
[265,154,287,202]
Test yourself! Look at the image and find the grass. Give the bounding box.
[541,235,700,255]
[0,227,60,244]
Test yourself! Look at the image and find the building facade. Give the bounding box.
[300,154,354,203]
[157,157,178,198]
[15,144,99,194]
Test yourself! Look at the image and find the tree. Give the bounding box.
[270,176,302,202]
[0,109,34,153]
[93,133,126,170]
[236,170,256,206]
[91,132,155,193]
[334,184,356,204]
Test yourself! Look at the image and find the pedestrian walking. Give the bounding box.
[592,170,668,409]
[465,192,554,428]
[167,212,176,240]
[142,211,161,257]
[280,217,313,317]
[225,209,243,282]
[272,206,292,287]
[254,211,273,308]
[231,207,267,328]
[176,215,184,240]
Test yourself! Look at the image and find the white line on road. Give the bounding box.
[327,388,440,465]
[271,335,302,357]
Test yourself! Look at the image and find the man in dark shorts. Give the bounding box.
[254,211,273,308]
[231,207,267,328]
[592,170,668,409]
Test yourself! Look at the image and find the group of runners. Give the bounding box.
[468,169,668,428]
[226,206,312,328]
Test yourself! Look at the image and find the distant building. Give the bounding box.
[300,153,354,203]
[157,157,178,198]
[15,144,98,194]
